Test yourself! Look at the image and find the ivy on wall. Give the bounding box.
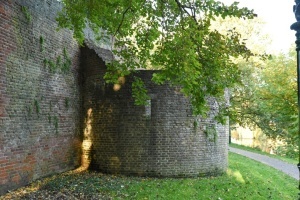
[204,126,218,143]
[21,6,32,23]
[40,36,44,52]
[42,48,71,73]
[12,5,75,136]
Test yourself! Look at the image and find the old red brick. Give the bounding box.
[11,174,20,184]
[0,5,6,15]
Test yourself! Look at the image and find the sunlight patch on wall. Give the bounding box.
[81,108,93,169]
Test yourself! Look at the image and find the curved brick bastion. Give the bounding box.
[81,46,229,177]
[0,0,229,195]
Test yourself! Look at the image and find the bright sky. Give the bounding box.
[220,0,296,54]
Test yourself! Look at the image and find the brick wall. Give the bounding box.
[0,0,229,195]
[81,47,229,177]
[0,0,81,194]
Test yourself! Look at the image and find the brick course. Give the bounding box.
[81,47,229,177]
[0,0,229,195]
[0,0,81,194]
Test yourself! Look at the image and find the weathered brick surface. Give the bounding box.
[81,47,229,177]
[0,0,81,195]
[0,0,229,195]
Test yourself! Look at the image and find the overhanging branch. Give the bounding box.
[174,0,197,22]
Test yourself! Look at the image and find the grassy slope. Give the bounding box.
[118,152,298,199]
[2,152,297,200]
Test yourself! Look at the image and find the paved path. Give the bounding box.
[229,147,299,180]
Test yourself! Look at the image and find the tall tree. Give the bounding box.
[220,14,299,147]
[230,48,298,144]
[57,0,257,118]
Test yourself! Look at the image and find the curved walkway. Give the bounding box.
[229,147,299,180]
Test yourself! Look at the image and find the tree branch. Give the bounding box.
[174,0,197,22]
[114,6,132,36]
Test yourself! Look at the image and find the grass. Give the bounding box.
[1,152,298,200]
[230,143,298,165]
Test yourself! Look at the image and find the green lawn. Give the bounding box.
[1,152,298,200]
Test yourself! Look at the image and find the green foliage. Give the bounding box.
[193,119,198,131]
[62,48,72,73]
[132,76,150,105]
[63,47,68,57]
[43,59,48,67]
[40,38,71,74]
[275,144,299,160]
[56,55,61,68]
[39,36,44,45]
[21,6,32,23]
[65,97,69,109]
[57,0,258,117]
[40,36,44,52]
[230,49,298,145]
[34,99,40,114]
[204,125,218,142]
[43,49,71,74]
[48,60,57,72]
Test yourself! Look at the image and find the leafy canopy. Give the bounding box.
[230,49,298,144]
[57,0,256,117]
[219,15,298,146]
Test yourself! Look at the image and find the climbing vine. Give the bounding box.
[204,126,218,143]
[21,6,32,23]
[34,99,40,115]
[42,47,71,74]
[39,36,44,52]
